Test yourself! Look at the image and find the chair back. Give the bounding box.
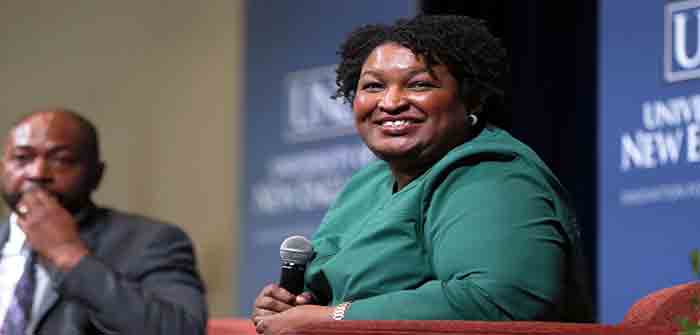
[622,281,700,330]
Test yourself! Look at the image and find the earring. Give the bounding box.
[467,113,478,126]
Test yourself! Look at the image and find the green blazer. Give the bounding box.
[305,126,593,321]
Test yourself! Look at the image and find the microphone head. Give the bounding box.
[280,235,313,264]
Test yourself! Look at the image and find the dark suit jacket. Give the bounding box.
[0,206,207,335]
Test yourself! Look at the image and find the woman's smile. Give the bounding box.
[375,117,422,135]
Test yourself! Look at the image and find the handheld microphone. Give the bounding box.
[279,235,313,295]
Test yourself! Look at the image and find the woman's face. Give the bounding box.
[353,43,469,169]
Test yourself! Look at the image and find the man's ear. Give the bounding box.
[89,161,105,192]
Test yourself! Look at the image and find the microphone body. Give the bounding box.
[279,235,313,295]
[279,262,306,295]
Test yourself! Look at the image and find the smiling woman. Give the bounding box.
[250,15,593,334]
[352,43,471,190]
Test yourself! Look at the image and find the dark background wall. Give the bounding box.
[421,1,600,318]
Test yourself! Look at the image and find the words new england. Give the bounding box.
[621,94,700,171]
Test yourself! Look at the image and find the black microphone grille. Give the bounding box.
[280,235,313,264]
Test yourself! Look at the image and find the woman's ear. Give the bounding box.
[459,82,483,112]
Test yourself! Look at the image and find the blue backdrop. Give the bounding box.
[599,0,700,323]
[240,0,417,315]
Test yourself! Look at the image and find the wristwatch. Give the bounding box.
[332,301,352,320]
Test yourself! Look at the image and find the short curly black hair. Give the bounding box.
[334,14,508,125]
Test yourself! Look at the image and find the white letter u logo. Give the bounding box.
[674,11,700,69]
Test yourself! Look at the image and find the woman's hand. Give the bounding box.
[254,305,334,335]
[251,284,315,331]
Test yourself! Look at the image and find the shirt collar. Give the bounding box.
[6,214,27,254]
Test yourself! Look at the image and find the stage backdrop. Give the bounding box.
[599,0,700,322]
[240,1,417,314]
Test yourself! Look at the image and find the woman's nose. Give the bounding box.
[378,87,408,112]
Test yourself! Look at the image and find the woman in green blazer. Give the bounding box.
[252,14,593,334]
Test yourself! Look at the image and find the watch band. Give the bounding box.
[332,301,352,320]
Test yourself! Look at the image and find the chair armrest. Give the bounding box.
[284,320,674,335]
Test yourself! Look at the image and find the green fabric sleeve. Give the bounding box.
[344,163,568,320]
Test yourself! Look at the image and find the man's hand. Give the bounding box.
[17,189,88,271]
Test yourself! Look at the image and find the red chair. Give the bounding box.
[621,281,700,332]
[207,281,700,335]
[285,320,667,335]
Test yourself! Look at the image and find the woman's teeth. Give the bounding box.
[383,120,410,127]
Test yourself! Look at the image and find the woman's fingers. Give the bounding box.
[251,283,300,325]
[255,295,295,313]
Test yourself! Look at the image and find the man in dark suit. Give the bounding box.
[0,108,207,334]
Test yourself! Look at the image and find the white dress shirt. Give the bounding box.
[0,214,51,327]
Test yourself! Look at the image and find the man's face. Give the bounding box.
[1,112,101,214]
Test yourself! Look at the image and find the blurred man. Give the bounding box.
[0,108,206,335]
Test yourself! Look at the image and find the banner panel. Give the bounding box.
[599,0,700,322]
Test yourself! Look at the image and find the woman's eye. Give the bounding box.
[360,82,384,92]
[409,81,436,90]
